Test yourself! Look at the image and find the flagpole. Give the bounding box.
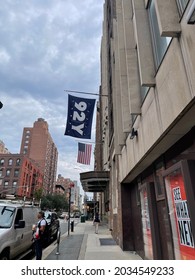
[64,89,108,97]
[75,140,103,145]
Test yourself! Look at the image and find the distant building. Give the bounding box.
[0,140,10,154]
[72,181,81,210]
[55,175,81,210]
[20,118,58,194]
[0,154,43,199]
[55,174,71,198]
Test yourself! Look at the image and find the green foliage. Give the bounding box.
[41,193,68,212]
[34,188,44,202]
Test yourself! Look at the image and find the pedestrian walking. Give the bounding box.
[94,212,100,234]
[32,211,46,260]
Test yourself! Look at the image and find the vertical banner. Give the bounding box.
[164,168,195,260]
[64,94,96,139]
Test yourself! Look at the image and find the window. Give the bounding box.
[15,209,23,224]
[8,159,13,166]
[16,159,21,166]
[0,169,3,177]
[176,0,189,16]
[6,169,11,177]
[0,206,15,228]
[148,0,171,68]
[14,169,19,177]
[4,181,9,187]
[12,181,18,187]
[0,158,5,166]
[141,86,150,101]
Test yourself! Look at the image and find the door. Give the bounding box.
[12,208,25,257]
[139,184,154,260]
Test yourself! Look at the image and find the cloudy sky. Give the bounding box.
[0,0,104,192]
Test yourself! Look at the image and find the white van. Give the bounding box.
[0,200,40,260]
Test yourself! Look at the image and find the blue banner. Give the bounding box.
[64,94,96,139]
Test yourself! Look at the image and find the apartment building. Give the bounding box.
[20,118,58,194]
[85,0,195,260]
[0,154,43,199]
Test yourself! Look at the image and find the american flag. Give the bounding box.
[77,142,92,165]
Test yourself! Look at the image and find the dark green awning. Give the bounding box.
[80,171,109,192]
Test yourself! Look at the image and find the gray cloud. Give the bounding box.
[0,0,103,186]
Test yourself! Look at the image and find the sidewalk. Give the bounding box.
[42,220,143,260]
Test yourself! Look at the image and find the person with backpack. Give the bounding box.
[32,211,47,260]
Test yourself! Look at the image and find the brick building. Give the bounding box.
[55,174,70,198]
[0,154,43,199]
[20,118,58,194]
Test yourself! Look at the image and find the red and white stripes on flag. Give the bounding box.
[77,142,92,165]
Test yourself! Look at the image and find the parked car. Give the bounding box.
[74,212,81,218]
[59,212,69,220]
[44,211,60,243]
[0,200,40,260]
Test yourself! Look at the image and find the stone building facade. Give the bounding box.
[98,0,195,260]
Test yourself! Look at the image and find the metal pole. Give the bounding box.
[64,89,108,97]
[68,187,71,235]
[56,229,61,255]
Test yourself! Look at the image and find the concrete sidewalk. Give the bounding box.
[42,220,143,260]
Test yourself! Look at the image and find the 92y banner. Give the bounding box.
[64,94,96,139]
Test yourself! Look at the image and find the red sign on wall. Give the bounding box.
[165,169,195,260]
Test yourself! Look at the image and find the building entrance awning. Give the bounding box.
[80,171,109,192]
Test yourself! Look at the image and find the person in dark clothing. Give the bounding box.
[94,212,100,234]
[32,211,46,260]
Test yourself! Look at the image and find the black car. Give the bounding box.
[44,211,60,243]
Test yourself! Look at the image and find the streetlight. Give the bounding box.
[68,181,74,236]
